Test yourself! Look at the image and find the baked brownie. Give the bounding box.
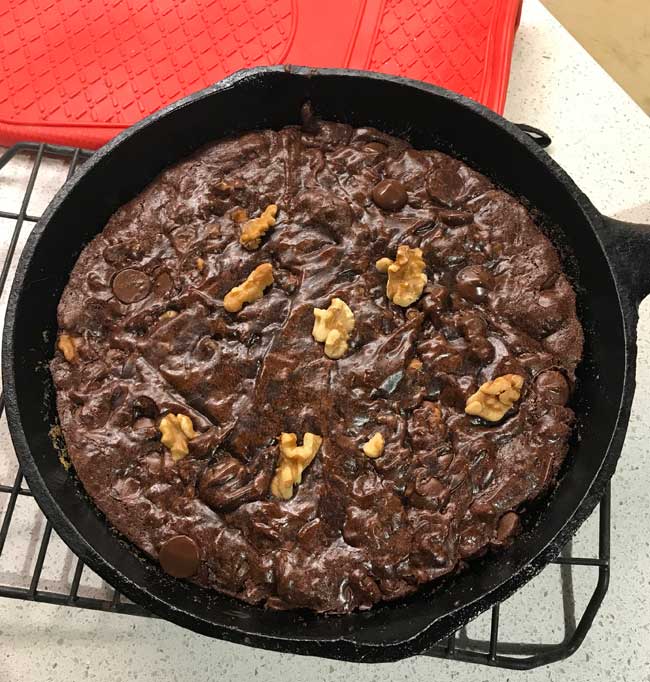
[51,114,583,613]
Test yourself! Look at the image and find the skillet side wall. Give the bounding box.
[1,68,630,661]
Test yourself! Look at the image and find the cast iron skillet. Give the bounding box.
[4,66,650,663]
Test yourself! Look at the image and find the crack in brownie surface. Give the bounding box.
[51,119,583,613]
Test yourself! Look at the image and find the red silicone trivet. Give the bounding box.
[0,0,523,149]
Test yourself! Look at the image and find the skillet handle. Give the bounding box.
[600,215,650,306]
[515,123,552,148]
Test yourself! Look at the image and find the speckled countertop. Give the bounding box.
[1,1,650,680]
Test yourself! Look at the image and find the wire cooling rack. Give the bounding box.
[0,142,611,670]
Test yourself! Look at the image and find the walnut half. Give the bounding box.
[224,263,274,313]
[465,374,525,422]
[376,245,428,306]
[159,413,198,461]
[312,298,355,359]
[270,432,322,500]
[240,204,278,250]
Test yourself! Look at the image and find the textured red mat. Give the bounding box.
[0,0,522,148]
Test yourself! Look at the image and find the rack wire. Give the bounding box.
[0,142,611,669]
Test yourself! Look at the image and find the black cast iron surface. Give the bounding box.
[2,67,650,663]
[0,142,613,671]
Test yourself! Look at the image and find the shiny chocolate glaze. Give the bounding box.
[51,119,583,613]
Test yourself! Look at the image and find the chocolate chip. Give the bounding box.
[535,370,570,405]
[420,283,449,322]
[133,395,158,418]
[371,179,408,211]
[112,268,151,304]
[153,270,174,296]
[456,265,493,303]
[199,457,248,511]
[496,511,520,543]
[436,209,473,226]
[426,167,465,207]
[158,535,200,578]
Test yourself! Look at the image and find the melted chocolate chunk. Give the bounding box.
[132,395,158,419]
[535,370,570,405]
[158,535,200,578]
[112,268,151,303]
[427,167,464,206]
[153,270,174,296]
[371,179,408,211]
[436,209,473,226]
[52,120,583,614]
[495,511,520,544]
[456,265,493,303]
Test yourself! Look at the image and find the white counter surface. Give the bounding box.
[1,1,650,680]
